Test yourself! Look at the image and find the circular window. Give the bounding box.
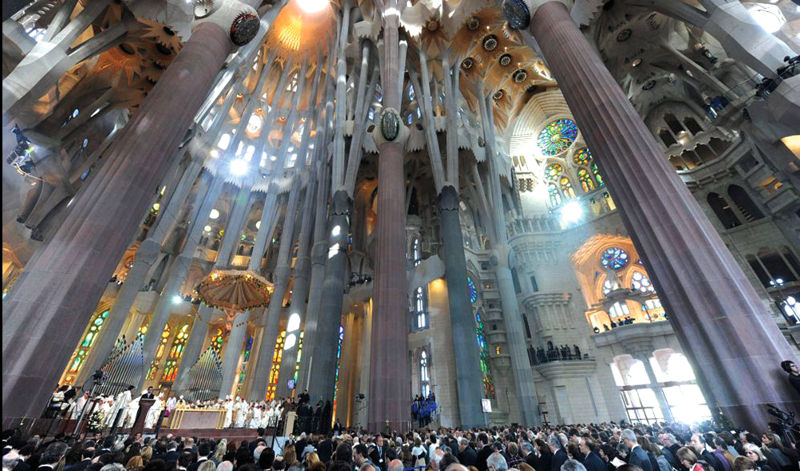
[513,69,528,83]
[467,17,480,30]
[573,147,592,166]
[537,119,578,156]
[601,247,629,271]
[462,57,474,70]
[493,89,505,101]
[616,28,632,42]
[499,53,512,67]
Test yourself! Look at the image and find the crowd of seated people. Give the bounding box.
[6,414,798,471]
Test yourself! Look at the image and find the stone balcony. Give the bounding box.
[591,320,674,349]
[534,358,596,380]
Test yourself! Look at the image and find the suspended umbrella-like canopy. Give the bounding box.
[193,269,274,329]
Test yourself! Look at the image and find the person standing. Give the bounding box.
[621,430,653,471]
[780,360,800,396]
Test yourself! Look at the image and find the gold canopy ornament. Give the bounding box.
[193,269,274,329]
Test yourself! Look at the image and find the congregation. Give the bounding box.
[3,419,799,471]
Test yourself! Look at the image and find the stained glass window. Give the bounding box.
[548,183,562,207]
[412,238,421,266]
[66,309,110,379]
[474,311,496,399]
[537,119,579,156]
[601,247,629,270]
[544,163,563,182]
[631,272,655,293]
[160,324,189,384]
[236,335,254,394]
[147,325,171,380]
[293,331,304,382]
[577,168,596,192]
[573,147,592,166]
[559,177,575,199]
[420,350,430,398]
[415,287,427,329]
[211,329,225,355]
[467,276,478,303]
[266,331,286,400]
[592,163,604,187]
[609,301,630,319]
[332,325,345,419]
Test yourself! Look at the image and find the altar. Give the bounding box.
[167,407,226,430]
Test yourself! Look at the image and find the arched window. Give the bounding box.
[658,129,677,147]
[147,324,172,380]
[160,324,189,384]
[559,177,576,199]
[420,350,430,397]
[591,163,604,187]
[474,311,496,398]
[631,272,655,293]
[467,276,478,303]
[684,117,703,134]
[266,331,286,400]
[412,237,421,266]
[548,183,562,207]
[663,114,684,135]
[577,168,596,192]
[415,287,427,329]
[544,163,563,182]
[602,279,616,295]
[66,310,110,379]
[210,329,225,355]
[727,185,764,221]
[609,302,630,319]
[707,193,741,229]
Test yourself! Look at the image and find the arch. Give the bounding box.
[727,185,764,221]
[706,193,741,229]
[663,113,684,135]
[419,349,431,397]
[683,117,703,134]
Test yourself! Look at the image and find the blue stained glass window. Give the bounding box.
[601,247,629,270]
[537,119,578,156]
[468,277,478,303]
[573,147,592,166]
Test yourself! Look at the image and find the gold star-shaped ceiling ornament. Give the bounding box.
[94,44,144,85]
[265,0,336,60]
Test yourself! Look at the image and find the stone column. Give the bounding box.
[368,0,411,432]
[217,187,279,398]
[276,171,319,397]
[514,0,800,429]
[305,190,351,403]
[139,184,252,389]
[249,182,302,401]
[218,311,250,397]
[76,160,205,385]
[1,21,237,421]
[437,185,486,427]
[479,93,540,426]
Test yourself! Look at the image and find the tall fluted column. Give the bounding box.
[250,183,302,401]
[276,171,319,397]
[480,93,539,426]
[218,311,250,397]
[139,184,252,389]
[295,163,330,390]
[2,21,235,420]
[76,160,205,386]
[437,185,486,427]
[519,0,800,429]
[368,0,411,432]
[306,190,351,404]
[216,187,279,397]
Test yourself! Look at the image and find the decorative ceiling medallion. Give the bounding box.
[493,89,505,100]
[642,80,656,90]
[503,0,531,30]
[426,19,440,32]
[467,17,480,31]
[616,28,632,42]
[230,12,260,46]
[483,35,498,52]
[513,69,528,83]
[380,109,400,141]
[499,53,512,67]
[461,57,474,70]
[194,0,214,18]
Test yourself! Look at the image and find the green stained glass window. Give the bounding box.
[573,147,592,166]
[544,163,563,182]
[537,119,578,156]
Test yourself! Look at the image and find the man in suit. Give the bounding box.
[64,448,94,471]
[580,438,605,471]
[476,433,493,471]
[621,429,653,471]
[548,434,568,471]
[157,441,181,468]
[658,433,683,471]
[141,387,155,399]
[187,443,212,471]
[458,437,478,467]
[690,434,724,471]
[36,442,68,471]
[520,442,539,471]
